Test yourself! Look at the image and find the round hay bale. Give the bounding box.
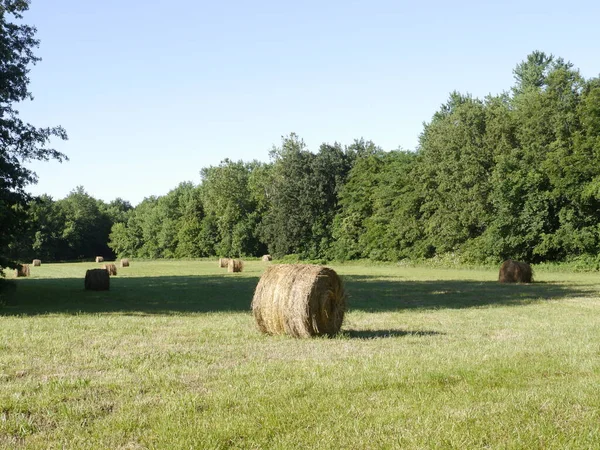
[102,263,118,276]
[95,256,104,263]
[251,264,346,338]
[262,254,272,262]
[499,260,533,283]
[120,258,130,268]
[15,264,30,278]
[228,259,243,273]
[84,269,110,291]
[32,259,41,267]
[0,279,17,305]
[219,258,230,268]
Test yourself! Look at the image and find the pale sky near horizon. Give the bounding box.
[18,0,600,205]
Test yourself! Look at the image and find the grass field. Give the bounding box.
[1,260,600,449]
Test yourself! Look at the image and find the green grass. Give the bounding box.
[1,260,600,449]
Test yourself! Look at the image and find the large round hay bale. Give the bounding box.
[32,259,41,267]
[262,254,272,262]
[84,269,110,291]
[219,258,230,268]
[15,264,30,277]
[252,264,346,338]
[102,263,117,276]
[499,260,533,283]
[95,256,104,263]
[120,258,130,268]
[228,259,243,273]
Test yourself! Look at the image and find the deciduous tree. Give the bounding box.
[1,0,67,271]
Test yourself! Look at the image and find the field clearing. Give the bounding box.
[1,260,600,449]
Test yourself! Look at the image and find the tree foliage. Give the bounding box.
[259,134,354,259]
[200,160,264,257]
[1,0,67,270]
[7,51,600,268]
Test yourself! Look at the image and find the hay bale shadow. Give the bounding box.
[343,329,444,339]
[344,276,595,312]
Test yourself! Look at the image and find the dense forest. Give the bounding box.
[5,51,600,267]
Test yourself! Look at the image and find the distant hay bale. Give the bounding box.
[95,256,104,263]
[219,258,230,268]
[251,264,346,338]
[15,264,30,278]
[102,263,117,276]
[120,258,130,268]
[262,254,272,262]
[32,259,41,267]
[499,260,533,283]
[84,269,110,291]
[228,259,243,273]
[0,279,17,306]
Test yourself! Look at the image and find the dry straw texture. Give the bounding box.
[120,258,130,268]
[219,258,230,268]
[84,269,110,291]
[103,264,118,276]
[228,259,243,273]
[95,256,104,263]
[15,264,30,277]
[499,260,533,283]
[32,259,41,267]
[252,264,346,338]
[262,254,272,262]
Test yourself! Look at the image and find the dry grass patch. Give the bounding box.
[2,261,600,449]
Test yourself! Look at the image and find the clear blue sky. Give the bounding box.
[20,0,600,205]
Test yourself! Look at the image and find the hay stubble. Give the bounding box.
[3,261,600,449]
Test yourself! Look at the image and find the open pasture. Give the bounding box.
[1,261,600,449]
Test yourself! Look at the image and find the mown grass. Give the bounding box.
[1,260,599,449]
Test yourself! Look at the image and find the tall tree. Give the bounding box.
[486,54,593,262]
[0,0,67,271]
[55,187,112,260]
[512,50,555,95]
[175,184,206,257]
[19,194,66,261]
[261,134,354,259]
[415,93,495,257]
[102,198,133,225]
[331,145,385,260]
[200,159,263,257]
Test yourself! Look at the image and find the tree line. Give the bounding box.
[7,187,131,262]
[105,51,600,265]
[5,49,600,267]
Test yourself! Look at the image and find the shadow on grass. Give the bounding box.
[1,273,595,316]
[344,275,597,312]
[343,329,444,339]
